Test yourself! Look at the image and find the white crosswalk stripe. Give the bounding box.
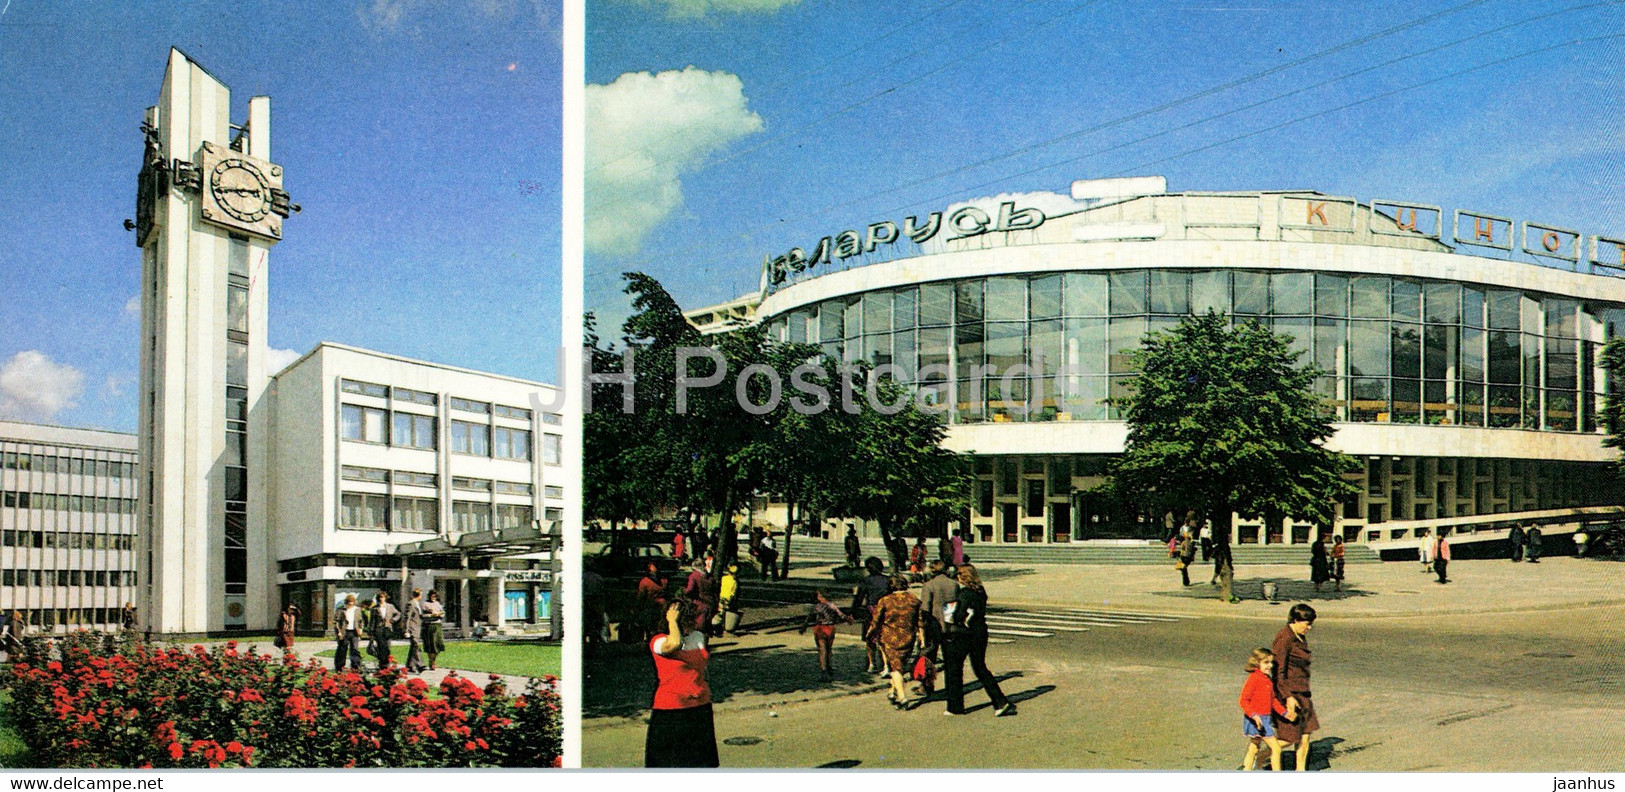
[977,607,1193,646]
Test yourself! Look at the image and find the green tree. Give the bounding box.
[1599,337,1625,473]
[1108,311,1357,539]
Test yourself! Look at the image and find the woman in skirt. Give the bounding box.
[646,598,718,768]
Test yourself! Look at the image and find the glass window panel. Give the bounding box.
[1275,317,1311,363]
[1109,270,1147,316]
[893,329,917,380]
[1108,317,1146,374]
[1271,272,1313,315]
[955,280,984,325]
[1463,288,1485,328]
[1349,320,1389,377]
[1546,337,1577,391]
[1031,320,1062,376]
[918,327,950,375]
[1064,272,1108,317]
[1423,325,1455,380]
[985,322,1025,373]
[1064,317,1107,377]
[1424,283,1460,324]
[956,379,984,423]
[918,283,953,326]
[1314,318,1344,376]
[225,431,246,467]
[363,408,386,443]
[842,297,862,339]
[955,322,985,379]
[1391,280,1420,322]
[1148,270,1189,314]
[1487,289,1520,329]
[1350,276,1389,318]
[787,310,808,343]
[863,291,892,334]
[1487,385,1520,427]
[1350,378,1387,422]
[1523,333,1541,389]
[1233,271,1268,315]
[540,432,559,464]
[1391,323,1421,379]
[893,288,917,330]
[227,285,249,334]
[1546,390,1577,432]
[1191,270,1231,315]
[1546,298,1578,338]
[1315,274,1348,317]
[1487,331,1520,384]
[226,340,247,386]
[863,333,892,367]
[985,277,1027,322]
[819,300,844,341]
[1030,275,1062,320]
[1460,327,1486,381]
[1520,295,1542,335]
[225,467,246,502]
[1391,379,1420,423]
[341,405,362,440]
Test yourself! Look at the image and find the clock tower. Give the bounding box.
[136,49,295,634]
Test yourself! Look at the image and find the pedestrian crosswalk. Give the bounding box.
[981,607,1191,644]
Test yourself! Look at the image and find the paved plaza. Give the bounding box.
[584,555,1625,770]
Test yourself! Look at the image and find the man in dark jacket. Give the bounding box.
[1508,523,1526,562]
[1526,525,1544,563]
[845,527,861,568]
[918,561,957,666]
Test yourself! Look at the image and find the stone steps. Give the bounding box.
[776,538,1380,566]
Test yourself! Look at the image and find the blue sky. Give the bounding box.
[0,0,562,432]
[584,0,1623,335]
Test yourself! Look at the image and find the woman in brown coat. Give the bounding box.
[1271,603,1319,771]
[865,575,921,709]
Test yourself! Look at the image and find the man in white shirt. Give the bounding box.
[333,594,363,671]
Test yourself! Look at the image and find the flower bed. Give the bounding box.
[5,631,560,768]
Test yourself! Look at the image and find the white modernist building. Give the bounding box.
[0,422,140,633]
[702,177,1625,551]
[134,49,570,636]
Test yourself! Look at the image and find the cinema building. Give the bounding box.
[708,177,1625,550]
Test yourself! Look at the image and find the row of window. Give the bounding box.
[1,569,137,587]
[339,379,559,424]
[1,531,137,550]
[0,453,136,479]
[1,491,137,514]
[339,404,551,461]
[339,493,548,532]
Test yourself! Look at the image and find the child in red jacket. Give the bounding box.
[1239,647,1288,771]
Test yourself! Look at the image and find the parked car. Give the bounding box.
[588,543,682,578]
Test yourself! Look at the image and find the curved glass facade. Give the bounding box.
[762,269,1625,433]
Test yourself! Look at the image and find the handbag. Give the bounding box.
[273,634,286,649]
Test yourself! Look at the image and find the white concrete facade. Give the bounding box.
[1,422,140,633]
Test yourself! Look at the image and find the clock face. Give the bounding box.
[210,159,272,222]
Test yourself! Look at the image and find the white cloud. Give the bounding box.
[266,347,302,376]
[124,294,140,320]
[0,351,85,423]
[586,67,763,257]
[100,373,135,401]
[631,0,800,18]
[359,0,556,35]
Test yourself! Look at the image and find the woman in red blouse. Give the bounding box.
[645,599,718,768]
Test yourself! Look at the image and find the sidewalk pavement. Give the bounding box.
[762,553,1624,621]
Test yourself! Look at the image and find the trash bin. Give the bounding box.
[724,610,742,634]
[1262,581,1278,601]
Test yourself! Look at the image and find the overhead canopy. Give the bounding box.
[387,520,563,560]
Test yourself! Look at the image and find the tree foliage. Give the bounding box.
[1109,311,1357,534]
[1600,337,1625,474]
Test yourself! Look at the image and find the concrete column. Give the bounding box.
[487,576,504,629]
[458,578,470,634]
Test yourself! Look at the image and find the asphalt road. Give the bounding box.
[582,601,1625,770]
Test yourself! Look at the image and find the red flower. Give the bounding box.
[167,742,184,760]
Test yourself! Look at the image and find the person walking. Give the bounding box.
[950,530,966,567]
[332,594,363,672]
[1574,528,1590,558]
[121,602,138,633]
[1176,529,1196,586]
[1508,523,1526,562]
[671,528,686,565]
[421,590,446,671]
[799,589,851,681]
[1329,535,1346,591]
[1213,531,1238,603]
[1418,528,1434,573]
[759,532,779,581]
[717,564,739,635]
[369,590,400,670]
[1271,603,1319,771]
[941,564,1016,717]
[1238,647,1288,771]
[1309,538,1330,592]
[276,604,299,652]
[403,589,427,673]
[1200,519,1214,562]
[845,527,862,568]
[909,537,928,578]
[918,560,957,668]
[1433,533,1451,583]
[852,557,891,674]
[645,599,718,768]
[1527,525,1544,563]
[866,575,922,710]
[683,557,717,634]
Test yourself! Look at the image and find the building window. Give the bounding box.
[495,504,532,530]
[392,497,438,533]
[543,507,563,522]
[450,397,490,414]
[452,501,491,534]
[340,492,388,530]
[341,404,388,443]
[341,465,388,483]
[539,432,560,465]
[495,404,532,421]
[391,412,436,450]
[450,420,490,456]
[341,379,389,398]
[395,471,437,488]
[495,427,532,461]
[452,477,492,492]
[541,412,563,425]
[496,481,533,496]
[392,387,437,406]
[542,485,563,499]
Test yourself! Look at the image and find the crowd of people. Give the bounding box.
[328,588,446,673]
